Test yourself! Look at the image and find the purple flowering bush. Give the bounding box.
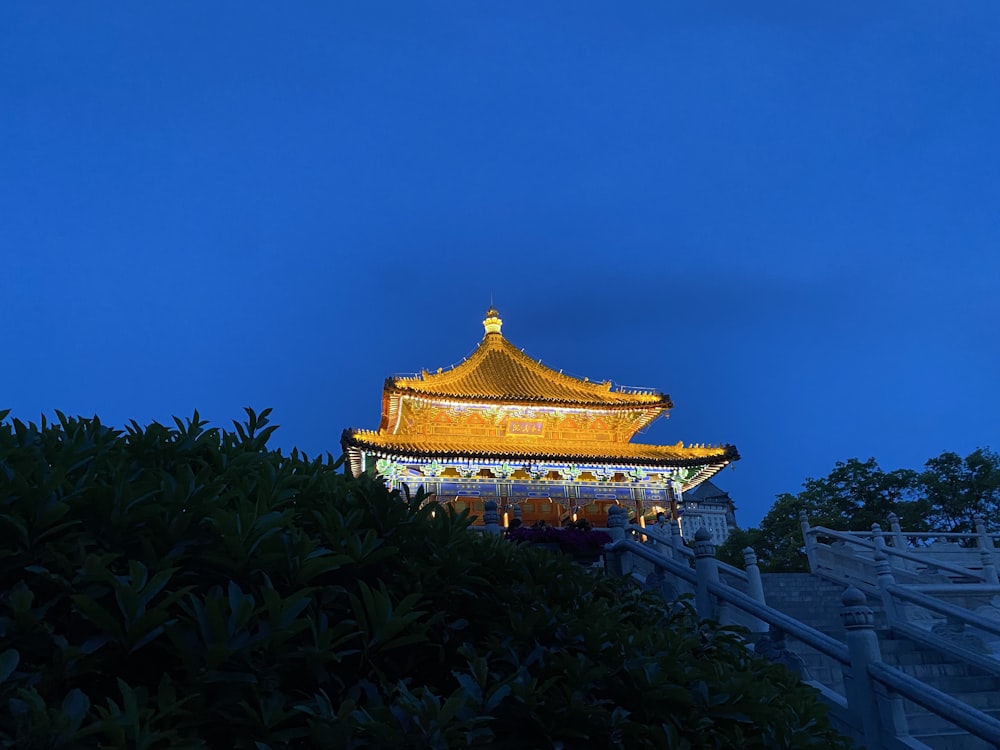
[506,525,612,555]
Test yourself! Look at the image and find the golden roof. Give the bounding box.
[343,429,738,469]
[389,308,672,409]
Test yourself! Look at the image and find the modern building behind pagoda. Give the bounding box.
[341,307,739,529]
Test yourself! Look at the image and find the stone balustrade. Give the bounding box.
[600,515,1000,749]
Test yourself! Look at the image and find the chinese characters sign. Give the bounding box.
[506,419,545,436]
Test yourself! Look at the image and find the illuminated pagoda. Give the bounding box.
[341,308,739,528]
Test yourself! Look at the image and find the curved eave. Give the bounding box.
[382,382,673,412]
[678,462,732,492]
[342,428,739,471]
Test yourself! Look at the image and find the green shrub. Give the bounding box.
[0,408,850,748]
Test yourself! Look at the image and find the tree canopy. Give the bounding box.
[0,409,849,749]
[719,449,1000,572]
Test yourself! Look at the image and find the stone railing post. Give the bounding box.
[606,505,630,577]
[887,512,908,571]
[871,523,889,573]
[841,587,886,750]
[607,504,627,543]
[981,549,999,585]
[887,512,906,551]
[975,514,995,551]
[642,559,676,601]
[974,516,996,583]
[670,517,685,561]
[694,528,720,622]
[874,549,898,625]
[742,547,769,633]
[483,500,501,536]
[799,511,817,571]
[652,518,669,554]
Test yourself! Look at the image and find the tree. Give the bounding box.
[722,449,1000,574]
[919,448,1000,533]
[794,458,923,532]
[720,458,925,573]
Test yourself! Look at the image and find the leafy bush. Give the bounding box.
[0,409,850,748]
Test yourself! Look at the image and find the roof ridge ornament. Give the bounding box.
[483,306,502,335]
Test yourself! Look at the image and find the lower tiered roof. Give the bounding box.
[342,429,738,472]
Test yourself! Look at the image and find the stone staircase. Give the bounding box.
[762,573,1000,750]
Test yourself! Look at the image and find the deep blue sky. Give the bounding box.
[4,3,999,526]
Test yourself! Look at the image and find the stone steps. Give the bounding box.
[906,707,1000,733]
[758,572,1000,750]
[916,730,995,750]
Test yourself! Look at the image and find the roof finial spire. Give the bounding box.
[483,305,502,335]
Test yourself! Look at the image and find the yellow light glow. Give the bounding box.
[503,511,509,528]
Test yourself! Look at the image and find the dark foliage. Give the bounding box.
[0,408,849,748]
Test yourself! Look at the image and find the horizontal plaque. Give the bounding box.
[510,483,566,499]
[578,486,633,501]
[506,419,544,436]
[436,481,499,497]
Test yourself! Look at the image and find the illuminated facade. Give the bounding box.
[341,308,739,527]
[676,480,738,545]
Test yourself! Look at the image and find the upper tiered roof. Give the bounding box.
[388,307,673,410]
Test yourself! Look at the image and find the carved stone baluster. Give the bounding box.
[742,547,768,633]
[670,516,685,561]
[871,523,887,580]
[694,528,720,622]
[874,549,898,625]
[606,505,629,577]
[483,500,501,536]
[975,514,995,551]
[841,587,886,750]
[975,515,998,586]
[799,511,816,572]
[981,548,999,585]
[887,512,907,564]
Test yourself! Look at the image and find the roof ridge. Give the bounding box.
[490,335,614,392]
[389,332,669,407]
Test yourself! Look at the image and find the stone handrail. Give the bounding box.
[868,661,1000,745]
[892,619,1000,683]
[806,525,989,583]
[610,537,697,584]
[833,529,981,544]
[885,531,978,541]
[607,507,1000,750]
[886,582,1000,639]
[704,575,850,661]
[607,537,848,661]
[633,524,758,584]
[486,506,1000,746]
[802,513,1000,668]
[873,565,1000,680]
[631,524,692,556]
